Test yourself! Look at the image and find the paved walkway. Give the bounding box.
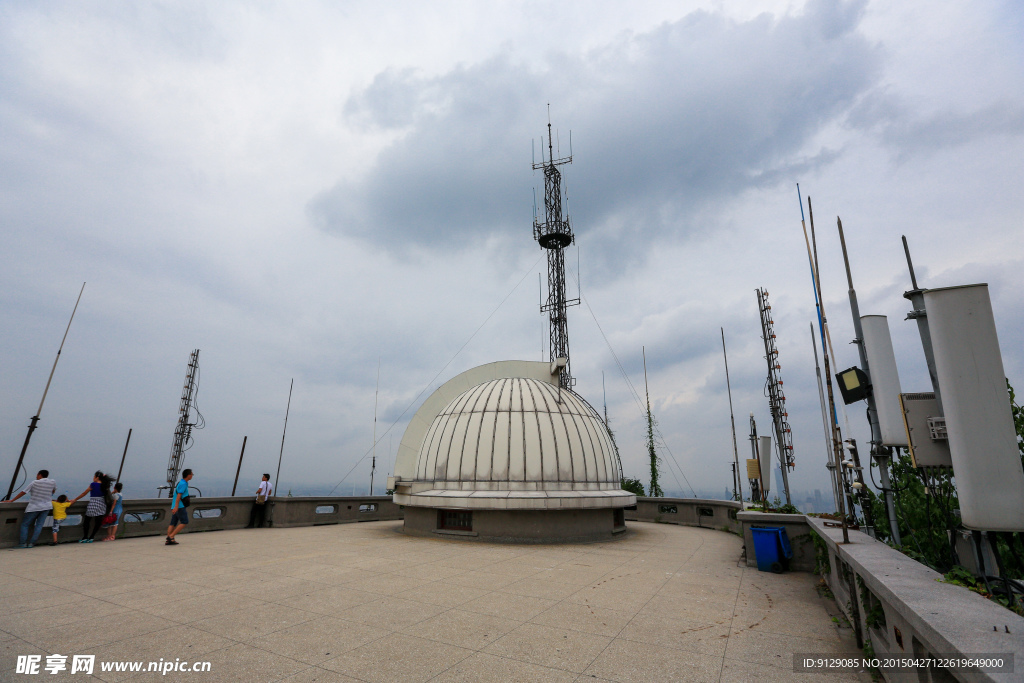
[1,521,868,682]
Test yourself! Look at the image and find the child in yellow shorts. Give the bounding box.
[51,495,73,545]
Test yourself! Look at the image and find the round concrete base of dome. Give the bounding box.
[401,506,628,544]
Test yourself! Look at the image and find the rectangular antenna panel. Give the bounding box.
[861,315,908,447]
[925,284,1024,531]
[899,393,952,468]
[746,459,761,480]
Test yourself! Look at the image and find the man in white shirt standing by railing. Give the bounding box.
[248,474,273,528]
[4,469,57,548]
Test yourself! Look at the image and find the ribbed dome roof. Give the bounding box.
[413,377,621,490]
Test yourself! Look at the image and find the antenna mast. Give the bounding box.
[642,347,663,497]
[532,107,579,389]
[756,289,794,505]
[274,378,294,498]
[5,282,85,500]
[166,349,200,496]
[371,357,380,496]
[721,329,743,503]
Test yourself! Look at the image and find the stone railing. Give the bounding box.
[0,495,402,548]
[626,497,741,533]
[734,512,1024,681]
[809,517,1023,683]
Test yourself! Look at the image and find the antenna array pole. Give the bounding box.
[532,109,579,390]
[642,347,663,497]
[837,218,899,545]
[749,414,765,509]
[5,283,86,500]
[901,236,943,412]
[755,289,794,505]
[721,328,743,503]
[166,349,200,497]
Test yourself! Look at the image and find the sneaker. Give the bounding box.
[26,544,33,548]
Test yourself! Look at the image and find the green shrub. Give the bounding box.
[620,477,645,496]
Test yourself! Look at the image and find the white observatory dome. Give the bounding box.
[396,376,633,510]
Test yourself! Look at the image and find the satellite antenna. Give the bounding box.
[532,107,579,389]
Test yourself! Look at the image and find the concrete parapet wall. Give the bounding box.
[625,497,741,533]
[738,510,816,572]
[809,517,1024,683]
[266,496,401,528]
[0,496,402,547]
[403,506,624,543]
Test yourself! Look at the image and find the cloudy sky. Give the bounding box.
[2,0,1022,502]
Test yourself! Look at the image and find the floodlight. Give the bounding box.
[835,366,871,404]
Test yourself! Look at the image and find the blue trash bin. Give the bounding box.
[751,526,791,573]
[778,527,793,561]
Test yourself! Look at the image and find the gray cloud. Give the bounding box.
[848,91,1024,160]
[312,0,879,267]
[2,1,1021,503]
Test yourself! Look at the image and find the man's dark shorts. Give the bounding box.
[170,507,189,526]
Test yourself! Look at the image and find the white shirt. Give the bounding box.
[257,481,273,498]
[23,478,56,513]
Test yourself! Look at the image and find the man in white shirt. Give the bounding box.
[4,470,57,548]
[248,474,273,528]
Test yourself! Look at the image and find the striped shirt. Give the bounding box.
[22,478,56,513]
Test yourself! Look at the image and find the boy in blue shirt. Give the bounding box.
[165,469,193,546]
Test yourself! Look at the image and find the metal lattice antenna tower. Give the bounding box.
[532,110,579,389]
[166,349,200,495]
[755,289,794,505]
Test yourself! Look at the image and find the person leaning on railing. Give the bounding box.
[3,469,56,549]
[248,474,273,528]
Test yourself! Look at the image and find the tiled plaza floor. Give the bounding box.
[1,521,869,682]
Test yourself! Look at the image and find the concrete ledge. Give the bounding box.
[624,497,741,534]
[0,495,402,547]
[809,517,1024,683]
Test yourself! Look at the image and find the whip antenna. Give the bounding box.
[5,282,85,500]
